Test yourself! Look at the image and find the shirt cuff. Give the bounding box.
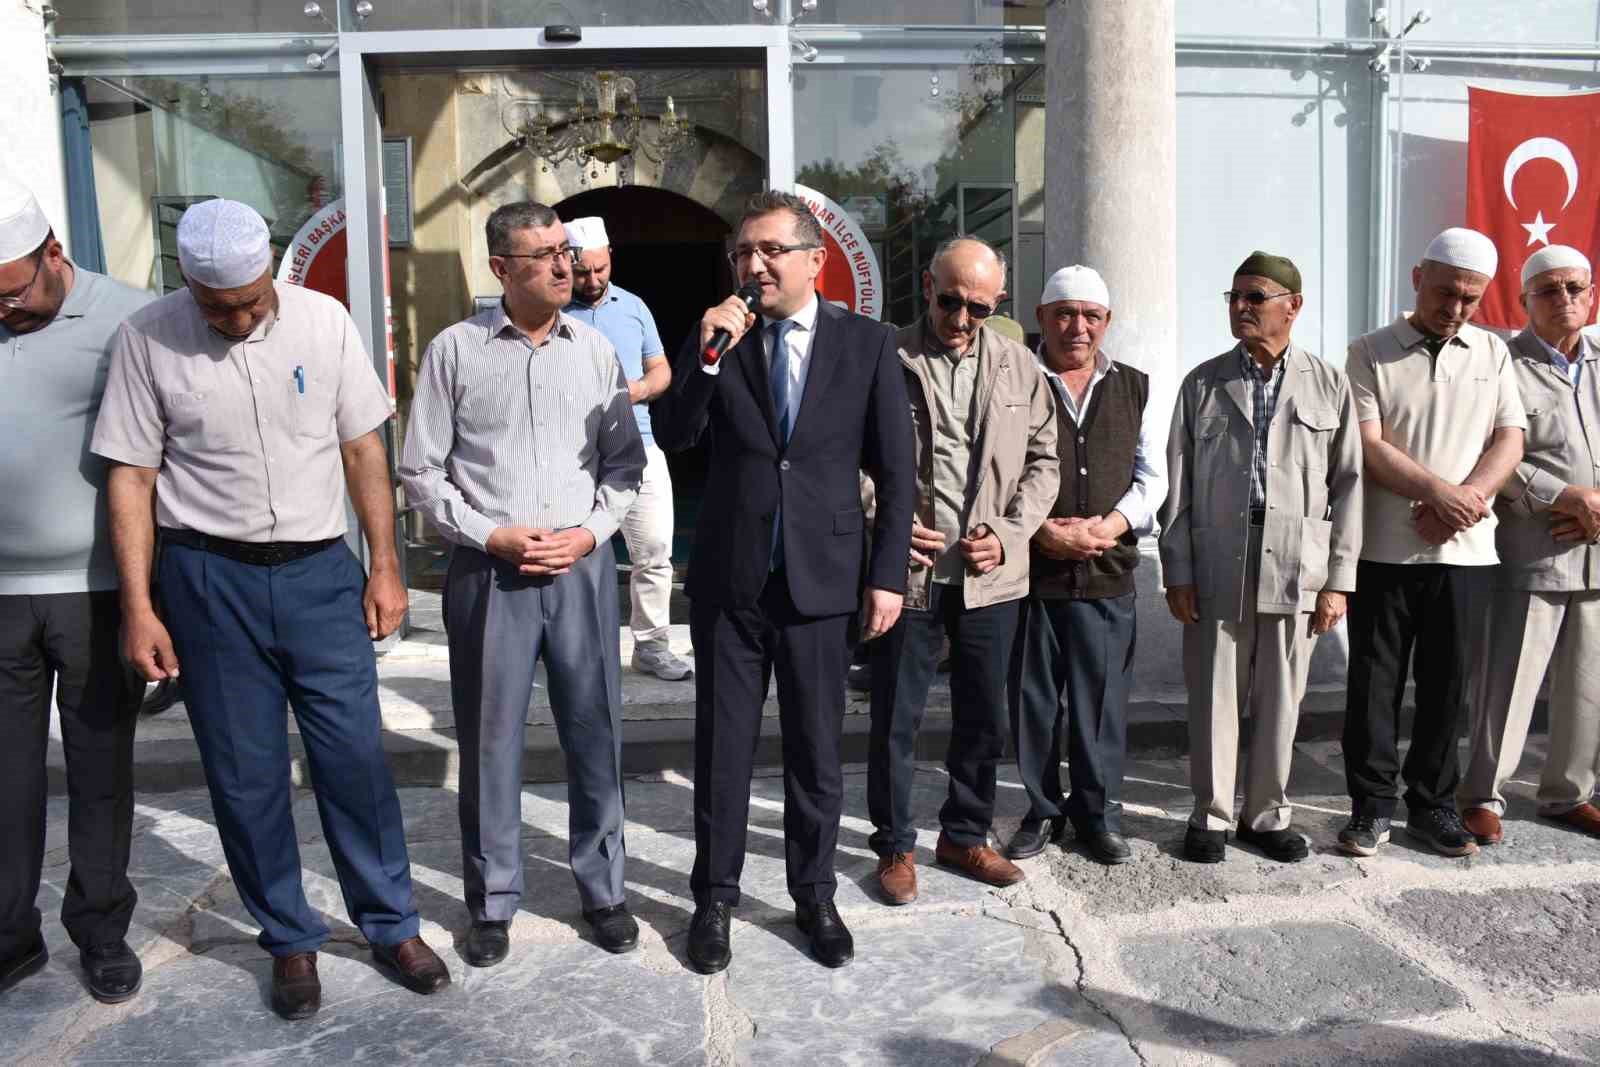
[581,512,622,546]
[457,510,498,553]
[1111,490,1155,538]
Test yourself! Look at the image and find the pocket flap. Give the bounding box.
[833,508,865,534]
[1292,405,1337,431]
[1196,414,1228,440]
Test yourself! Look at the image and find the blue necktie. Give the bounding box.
[768,319,793,570]
[768,319,794,442]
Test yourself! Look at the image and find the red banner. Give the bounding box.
[1466,86,1600,330]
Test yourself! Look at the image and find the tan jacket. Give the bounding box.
[1496,329,1600,590]
[897,321,1059,611]
[1159,343,1363,620]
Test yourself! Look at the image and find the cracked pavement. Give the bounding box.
[6,739,1600,1065]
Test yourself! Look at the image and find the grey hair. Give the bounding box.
[930,234,1008,284]
[485,201,560,256]
[738,190,824,248]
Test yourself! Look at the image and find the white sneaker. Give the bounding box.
[631,645,693,681]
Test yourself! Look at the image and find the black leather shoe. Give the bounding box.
[0,935,47,994]
[271,952,320,1020]
[795,900,853,969]
[1236,825,1310,863]
[1082,831,1134,865]
[584,904,639,954]
[1005,816,1065,860]
[462,920,510,968]
[687,902,732,974]
[1183,826,1227,863]
[80,940,142,1004]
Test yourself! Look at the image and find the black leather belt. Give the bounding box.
[1249,507,1267,527]
[161,528,339,566]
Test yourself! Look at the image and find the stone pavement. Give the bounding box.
[8,739,1599,1065]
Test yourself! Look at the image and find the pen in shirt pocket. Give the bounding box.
[293,365,305,394]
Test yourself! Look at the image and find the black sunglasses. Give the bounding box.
[934,292,995,319]
[1223,289,1296,307]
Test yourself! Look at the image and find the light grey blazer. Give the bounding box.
[1495,329,1600,591]
[1159,343,1363,621]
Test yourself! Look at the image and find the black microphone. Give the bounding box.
[702,280,764,366]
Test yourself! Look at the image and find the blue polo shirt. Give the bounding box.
[564,282,664,444]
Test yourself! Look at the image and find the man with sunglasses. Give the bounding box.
[653,190,913,971]
[1160,251,1363,865]
[1340,227,1525,859]
[1460,245,1600,845]
[866,236,1058,904]
[0,173,152,1001]
[401,201,645,965]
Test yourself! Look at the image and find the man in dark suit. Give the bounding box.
[652,190,914,972]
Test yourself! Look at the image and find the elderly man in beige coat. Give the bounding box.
[1460,244,1600,845]
[1160,251,1362,865]
[867,235,1058,906]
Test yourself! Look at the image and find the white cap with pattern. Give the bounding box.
[563,216,610,250]
[1039,265,1111,309]
[0,169,51,265]
[176,199,273,289]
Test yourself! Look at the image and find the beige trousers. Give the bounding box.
[1183,529,1319,832]
[1461,588,1600,816]
[619,443,676,648]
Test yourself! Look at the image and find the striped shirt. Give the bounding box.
[1239,345,1286,511]
[398,303,645,552]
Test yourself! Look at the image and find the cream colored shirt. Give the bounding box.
[1345,315,1526,566]
[91,283,394,543]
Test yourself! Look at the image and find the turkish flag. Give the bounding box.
[1465,86,1600,330]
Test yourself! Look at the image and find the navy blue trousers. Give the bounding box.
[159,540,419,956]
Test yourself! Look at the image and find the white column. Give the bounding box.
[1,0,68,250]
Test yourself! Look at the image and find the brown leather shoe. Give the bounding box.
[1461,807,1503,845]
[271,952,320,1020]
[371,936,451,995]
[1543,801,1600,837]
[934,831,1025,887]
[876,852,918,905]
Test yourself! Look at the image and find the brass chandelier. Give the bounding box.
[503,71,696,179]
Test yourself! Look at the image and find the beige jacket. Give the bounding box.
[897,320,1059,611]
[1495,329,1600,590]
[1159,343,1363,620]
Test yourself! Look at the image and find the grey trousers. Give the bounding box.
[1461,587,1600,816]
[1183,528,1318,832]
[445,543,626,919]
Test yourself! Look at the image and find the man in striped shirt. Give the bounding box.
[399,201,645,966]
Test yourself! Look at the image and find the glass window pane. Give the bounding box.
[807,1,1004,26]
[795,55,1021,329]
[1177,55,1374,372]
[81,75,342,292]
[55,0,312,36]
[1406,0,1600,45]
[364,0,757,31]
[1177,1,1369,39]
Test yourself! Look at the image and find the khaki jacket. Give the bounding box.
[1159,343,1363,620]
[1495,329,1600,590]
[897,321,1059,611]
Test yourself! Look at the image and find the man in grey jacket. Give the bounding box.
[1159,251,1362,865]
[1460,244,1600,844]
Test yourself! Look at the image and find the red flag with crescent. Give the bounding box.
[1466,86,1600,330]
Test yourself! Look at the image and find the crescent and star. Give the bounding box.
[1503,136,1579,247]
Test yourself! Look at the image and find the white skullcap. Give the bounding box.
[1039,265,1111,308]
[176,199,272,289]
[1521,244,1592,287]
[1421,227,1498,279]
[563,216,610,250]
[0,169,51,265]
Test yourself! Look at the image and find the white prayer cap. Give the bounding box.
[176,199,272,289]
[0,169,51,265]
[1039,265,1111,309]
[1521,244,1592,287]
[1421,227,1498,279]
[563,216,610,250]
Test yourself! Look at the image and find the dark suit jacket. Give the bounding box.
[652,296,914,617]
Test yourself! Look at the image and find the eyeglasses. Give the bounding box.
[1528,281,1593,302]
[495,244,578,265]
[934,292,996,320]
[1224,289,1296,306]
[727,242,819,268]
[0,251,45,310]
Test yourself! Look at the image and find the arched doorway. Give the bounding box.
[553,185,735,566]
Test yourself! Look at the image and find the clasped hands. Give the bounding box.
[909,520,1004,575]
[1409,481,1491,546]
[486,525,598,576]
[1550,485,1600,544]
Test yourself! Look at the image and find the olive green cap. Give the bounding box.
[1234,251,1301,294]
